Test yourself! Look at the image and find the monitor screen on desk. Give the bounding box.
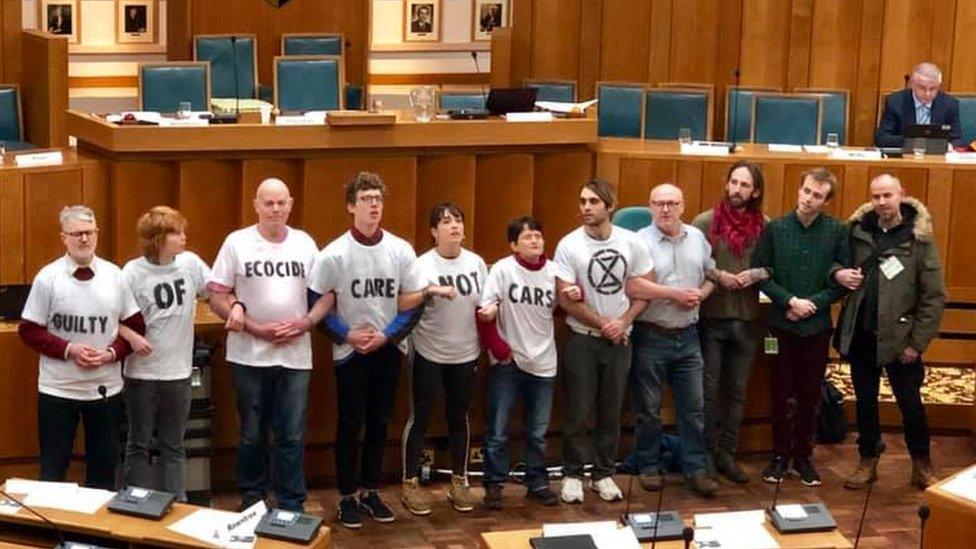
[487,88,537,114]
[904,124,950,154]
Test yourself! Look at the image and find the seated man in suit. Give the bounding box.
[875,62,963,148]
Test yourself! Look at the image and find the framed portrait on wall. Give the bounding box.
[39,0,79,44]
[117,0,156,44]
[472,0,509,41]
[404,0,440,42]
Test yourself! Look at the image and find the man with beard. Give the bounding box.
[692,161,768,484]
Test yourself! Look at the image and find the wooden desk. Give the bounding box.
[596,139,976,302]
[922,463,976,548]
[0,499,332,549]
[480,523,853,549]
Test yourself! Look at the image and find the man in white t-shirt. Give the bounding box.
[207,178,325,512]
[19,205,145,489]
[553,179,652,504]
[308,172,418,529]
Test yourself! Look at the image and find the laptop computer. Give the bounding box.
[903,124,950,154]
[0,285,30,321]
[486,88,538,115]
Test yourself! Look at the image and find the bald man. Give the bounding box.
[625,184,719,497]
[834,174,945,490]
[875,62,963,148]
[208,178,326,512]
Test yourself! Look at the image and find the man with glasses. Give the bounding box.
[624,184,719,497]
[875,62,964,148]
[19,205,145,488]
[309,172,421,529]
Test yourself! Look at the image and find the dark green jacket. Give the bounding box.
[835,198,946,365]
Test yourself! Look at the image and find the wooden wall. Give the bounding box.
[166,0,368,88]
[511,0,976,145]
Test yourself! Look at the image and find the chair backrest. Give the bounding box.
[725,86,780,142]
[193,34,258,99]
[955,93,976,145]
[139,62,211,113]
[0,84,22,142]
[644,87,712,141]
[524,79,576,103]
[281,33,343,56]
[612,206,652,232]
[345,83,364,111]
[796,88,849,145]
[439,91,486,111]
[751,93,823,145]
[274,55,343,112]
[597,82,644,138]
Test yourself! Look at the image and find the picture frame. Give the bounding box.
[403,0,441,43]
[39,0,80,44]
[116,0,156,44]
[472,0,509,41]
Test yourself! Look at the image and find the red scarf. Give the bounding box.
[708,200,764,257]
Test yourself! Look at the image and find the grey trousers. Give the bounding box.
[123,377,192,498]
[699,318,758,456]
[562,332,632,480]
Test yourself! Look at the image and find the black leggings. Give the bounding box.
[401,352,477,478]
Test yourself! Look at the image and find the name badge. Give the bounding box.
[879,256,904,280]
[764,336,779,355]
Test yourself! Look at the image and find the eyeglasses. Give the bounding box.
[63,229,98,239]
[650,200,681,210]
[357,194,384,204]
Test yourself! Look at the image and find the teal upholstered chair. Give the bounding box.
[796,88,849,145]
[139,62,211,113]
[345,84,364,110]
[281,33,343,56]
[439,91,486,111]
[725,86,779,142]
[751,93,823,145]
[597,82,644,138]
[274,55,343,112]
[524,79,576,103]
[644,88,712,141]
[0,85,33,151]
[612,206,652,232]
[956,94,976,145]
[193,34,258,100]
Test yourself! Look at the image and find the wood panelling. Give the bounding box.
[529,0,580,79]
[474,154,534,263]
[415,155,476,250]
[598,0,652,83]
[25,170,81,277]
[533,151,593,246]
[177,160,241,264]
[110,162,176,260]
[0,0,21,84]
[946,171,976,298]
[0,172,24,283]
[21,30,68,148]
[739,0,791,88]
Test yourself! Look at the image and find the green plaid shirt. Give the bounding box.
[751,211,849,335]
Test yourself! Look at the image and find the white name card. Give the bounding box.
[275,115,320,126]
[14,151,63,167]
[945,151,976,164]
[830,148,882,161]
[768,143,803,153]
[680,141,731,156]
[504,112,554,122]
[158,117,210,127]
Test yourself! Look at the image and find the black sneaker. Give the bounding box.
[337,496,362,529]
[358,490,396,523]
[527,486,559,507]
[484,483,503,510]
[792,458,822,487]
[762,455,789,484]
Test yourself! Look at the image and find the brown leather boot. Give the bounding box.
[911,456,936,490]
[843,457,879,490]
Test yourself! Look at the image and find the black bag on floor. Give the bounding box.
[817,377,848,443]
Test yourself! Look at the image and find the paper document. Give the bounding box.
[542,521,638,549]
[694,509,765,527]
[534,99,598,113]
[167,500,266,549]
[504,112,553,122]
[767,144,803,153]
[940,468,976,502]
[803,145,830,154]
[23,486,114,515]
[945,151,976,164]
[4,478,77,495]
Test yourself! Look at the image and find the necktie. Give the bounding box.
[918,104,931,124]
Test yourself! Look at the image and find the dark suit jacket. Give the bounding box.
[875,88,963,147]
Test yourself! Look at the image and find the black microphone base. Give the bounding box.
[767,503,837,534]
[210,113,239,124]
[624,510,684,541]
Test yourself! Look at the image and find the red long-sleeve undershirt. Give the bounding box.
[18,313,146,362]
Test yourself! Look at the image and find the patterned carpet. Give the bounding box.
[827,362,975,405]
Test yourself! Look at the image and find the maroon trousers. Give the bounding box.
[769,327,832,459]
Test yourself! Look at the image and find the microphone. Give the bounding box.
[231,36,241,118]
[904,73,911,89]
[728,68,741,153]
[853,441,886,548]
[649,472,667,549]
[917,504,930,549]
[767,460,783,515]
[682,526,694,549]
[0,487,67,547]
[619,470,636,526]
[470,51,488,109]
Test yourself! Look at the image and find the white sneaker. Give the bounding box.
[592,477,623,502]
[561,477,584,503]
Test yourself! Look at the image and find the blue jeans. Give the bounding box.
[629,324,708,476]
[231,363,310,511]
[483,362,555,491]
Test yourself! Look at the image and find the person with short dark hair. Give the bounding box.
[19,205,145,489]
[478,216,567,510]
[398,203,487,516]
[752,168,849,487]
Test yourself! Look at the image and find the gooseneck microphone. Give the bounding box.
[682,526,694,549]
[853,441,886,548]
[470,51,488,108]
[231,36,241,118]
[649,472,667,549]
[619,470,636,526]
[917,504,930,549]
[728,68,741,153]
[0,488,67,547]
[904,73,911,89]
